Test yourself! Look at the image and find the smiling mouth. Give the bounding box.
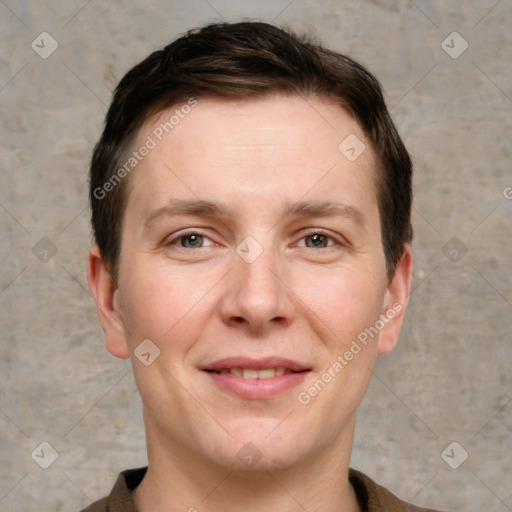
[202,359,310,398]
[204,367,307,379]
[201,357,311,399]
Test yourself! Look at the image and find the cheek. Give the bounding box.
[119,259,216,345]
[294,265,386,345]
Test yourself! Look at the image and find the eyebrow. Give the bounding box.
[281,200,367,227]
[143,199,228,227]
[143,198,367,229]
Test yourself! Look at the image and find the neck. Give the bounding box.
[133,421,361,512]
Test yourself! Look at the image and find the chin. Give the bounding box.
[209,420,308,472]
[219,446,305,474]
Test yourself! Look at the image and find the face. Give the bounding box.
[89,94,411,473]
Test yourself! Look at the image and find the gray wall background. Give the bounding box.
[1,1,511,511]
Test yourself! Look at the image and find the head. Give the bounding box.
[90,21,412,284]
[88,21,413,475]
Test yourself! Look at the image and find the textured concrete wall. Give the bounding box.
[1,1,511,511]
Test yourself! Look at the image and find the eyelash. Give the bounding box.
[165,229,344,250]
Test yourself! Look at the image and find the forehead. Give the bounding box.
[126,94,378,223]
[142,94,372,164]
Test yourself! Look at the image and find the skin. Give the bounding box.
[88,94,412,512]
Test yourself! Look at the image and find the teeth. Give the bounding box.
[257,368,276,379]
[223,367,288,379]
[242,368,259,379]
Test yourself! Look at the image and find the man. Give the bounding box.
[85,21,444,512]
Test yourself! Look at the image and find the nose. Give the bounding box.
[218,244,296,334]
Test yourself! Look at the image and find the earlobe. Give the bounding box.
[87,246,131,359]
[377,244,413,355]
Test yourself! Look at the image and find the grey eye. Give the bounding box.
[180,234,205,248]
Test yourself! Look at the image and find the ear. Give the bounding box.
[87,245,130,359]
[377,244,413,355]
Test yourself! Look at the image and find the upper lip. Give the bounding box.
[201,357,310,372]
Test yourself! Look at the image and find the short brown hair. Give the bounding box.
[90,21,412,282]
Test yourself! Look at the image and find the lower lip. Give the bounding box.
[204,371,310,399]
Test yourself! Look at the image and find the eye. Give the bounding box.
[298,232,337,249]
[168,231,214,249]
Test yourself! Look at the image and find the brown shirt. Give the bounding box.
[80,467,445,512]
